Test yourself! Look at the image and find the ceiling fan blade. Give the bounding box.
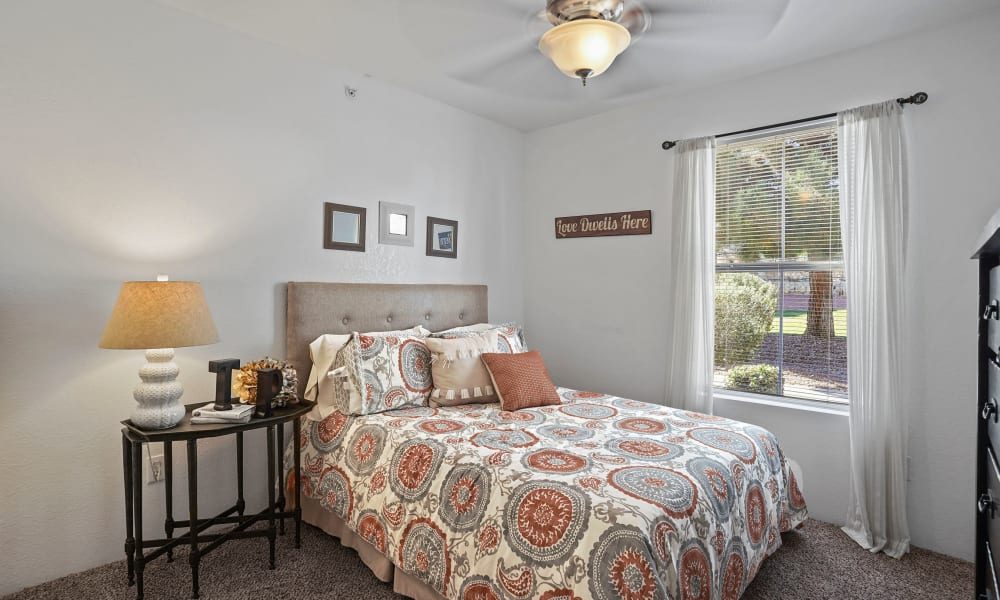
[446,44,607,103]
[640,0,790,42]
[524,8,553,41]
[445,39,541,81]
[644,0,790,17]
[594,44,681,98]
[405,0,535,21]
[396,0,544,77]
[619,5,652,38]
[453,48,536,84]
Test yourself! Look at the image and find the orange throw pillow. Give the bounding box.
[480,351,561,411]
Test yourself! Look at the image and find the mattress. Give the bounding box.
[284,387,807,600]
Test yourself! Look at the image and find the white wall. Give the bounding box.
[2,1,996,593]
[0,0,524,594]
[523,10,1000,561]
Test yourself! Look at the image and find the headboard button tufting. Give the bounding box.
[458,312,465,320]
[342,317,349,325]
[386,316,393,323]
[424,314,431,320]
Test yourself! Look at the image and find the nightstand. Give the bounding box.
[120,400,314,599]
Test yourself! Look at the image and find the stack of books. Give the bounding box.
[191,402,254,425]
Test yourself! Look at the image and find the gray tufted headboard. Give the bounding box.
[285,282,488,399]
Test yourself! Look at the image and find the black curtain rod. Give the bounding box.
[660,92,928,150]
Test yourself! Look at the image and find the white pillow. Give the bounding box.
[305,333,352,421]
[305,325,429,421]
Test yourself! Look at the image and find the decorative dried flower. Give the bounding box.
[233,357,299,407]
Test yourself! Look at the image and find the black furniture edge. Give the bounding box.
[121,400,313,599]
[974,207,1000,600]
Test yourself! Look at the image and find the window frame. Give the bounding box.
[712,118,848,407]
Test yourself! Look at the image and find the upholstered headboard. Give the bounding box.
[285,282,488,399]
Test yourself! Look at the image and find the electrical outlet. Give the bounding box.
[145,454,165,485]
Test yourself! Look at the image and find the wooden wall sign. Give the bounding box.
[554,210,652,239]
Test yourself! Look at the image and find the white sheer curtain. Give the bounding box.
[838,100,910,558]
[665,137,716,413]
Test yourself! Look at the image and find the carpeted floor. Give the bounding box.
[3,519,971,599]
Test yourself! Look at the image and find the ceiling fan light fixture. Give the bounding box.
[538,19,631,85]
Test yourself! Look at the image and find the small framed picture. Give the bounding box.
[323,203,366,252]
[426,217,458,259]
[379,201,415,247]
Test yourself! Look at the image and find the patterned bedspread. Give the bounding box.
[286,388,808,600]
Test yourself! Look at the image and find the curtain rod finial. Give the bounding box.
[661,140,677,150]
[898,92,928,105]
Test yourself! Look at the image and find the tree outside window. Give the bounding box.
[714,123,846,403]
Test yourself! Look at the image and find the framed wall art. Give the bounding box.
[426,216,458,259]
[379,201,415,247]
[323,202,366,252]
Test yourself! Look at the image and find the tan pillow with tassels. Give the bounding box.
[425,330,499,407]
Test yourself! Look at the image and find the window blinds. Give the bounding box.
[713,121,847,404]
[716,122,841,266]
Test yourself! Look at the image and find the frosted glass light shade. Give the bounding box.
[538,19,631,81]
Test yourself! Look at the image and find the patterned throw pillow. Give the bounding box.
[480,350,561,411]
[425,330,499,407]
[305,326,430,420]
[335,331,433,415]
[433,322,528,353]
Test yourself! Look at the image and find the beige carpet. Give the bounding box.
[3,519,972,599]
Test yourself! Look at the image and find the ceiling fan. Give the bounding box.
[403,0,790,93]
[538,0,647,86]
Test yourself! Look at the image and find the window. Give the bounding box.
[714,121,847,404]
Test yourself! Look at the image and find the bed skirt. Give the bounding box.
[301,495,446,600]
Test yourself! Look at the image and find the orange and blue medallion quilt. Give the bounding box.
[287,388,808,600]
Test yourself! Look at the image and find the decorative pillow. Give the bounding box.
[433,322,493,335]
[480,351,561,411]
[305,333,352,420]
[425,330,499,407]
[336,331,433,415]
[433,322,528,353]
[305,326,429,420]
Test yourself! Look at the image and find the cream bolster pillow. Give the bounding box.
[305,333,351,420]
[425,330,499,407]
[305,325,429,421]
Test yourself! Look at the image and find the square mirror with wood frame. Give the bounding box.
[323,202,366,252]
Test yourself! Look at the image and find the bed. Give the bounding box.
[283,282,808,600]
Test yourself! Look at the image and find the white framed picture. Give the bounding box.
[378,201,415,247]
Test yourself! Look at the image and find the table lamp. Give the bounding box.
[99,277,219,429]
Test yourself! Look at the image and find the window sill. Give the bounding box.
[713,389,849,416]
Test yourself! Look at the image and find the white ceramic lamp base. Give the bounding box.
[131,348,186,430]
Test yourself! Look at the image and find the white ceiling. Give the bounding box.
[159,0,1000,131]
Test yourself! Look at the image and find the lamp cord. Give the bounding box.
[144,443,155,481]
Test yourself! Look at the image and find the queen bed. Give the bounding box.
[282,282,807,600]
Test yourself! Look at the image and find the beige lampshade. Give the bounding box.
[99,281,219,349]
[538,19,631,80]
